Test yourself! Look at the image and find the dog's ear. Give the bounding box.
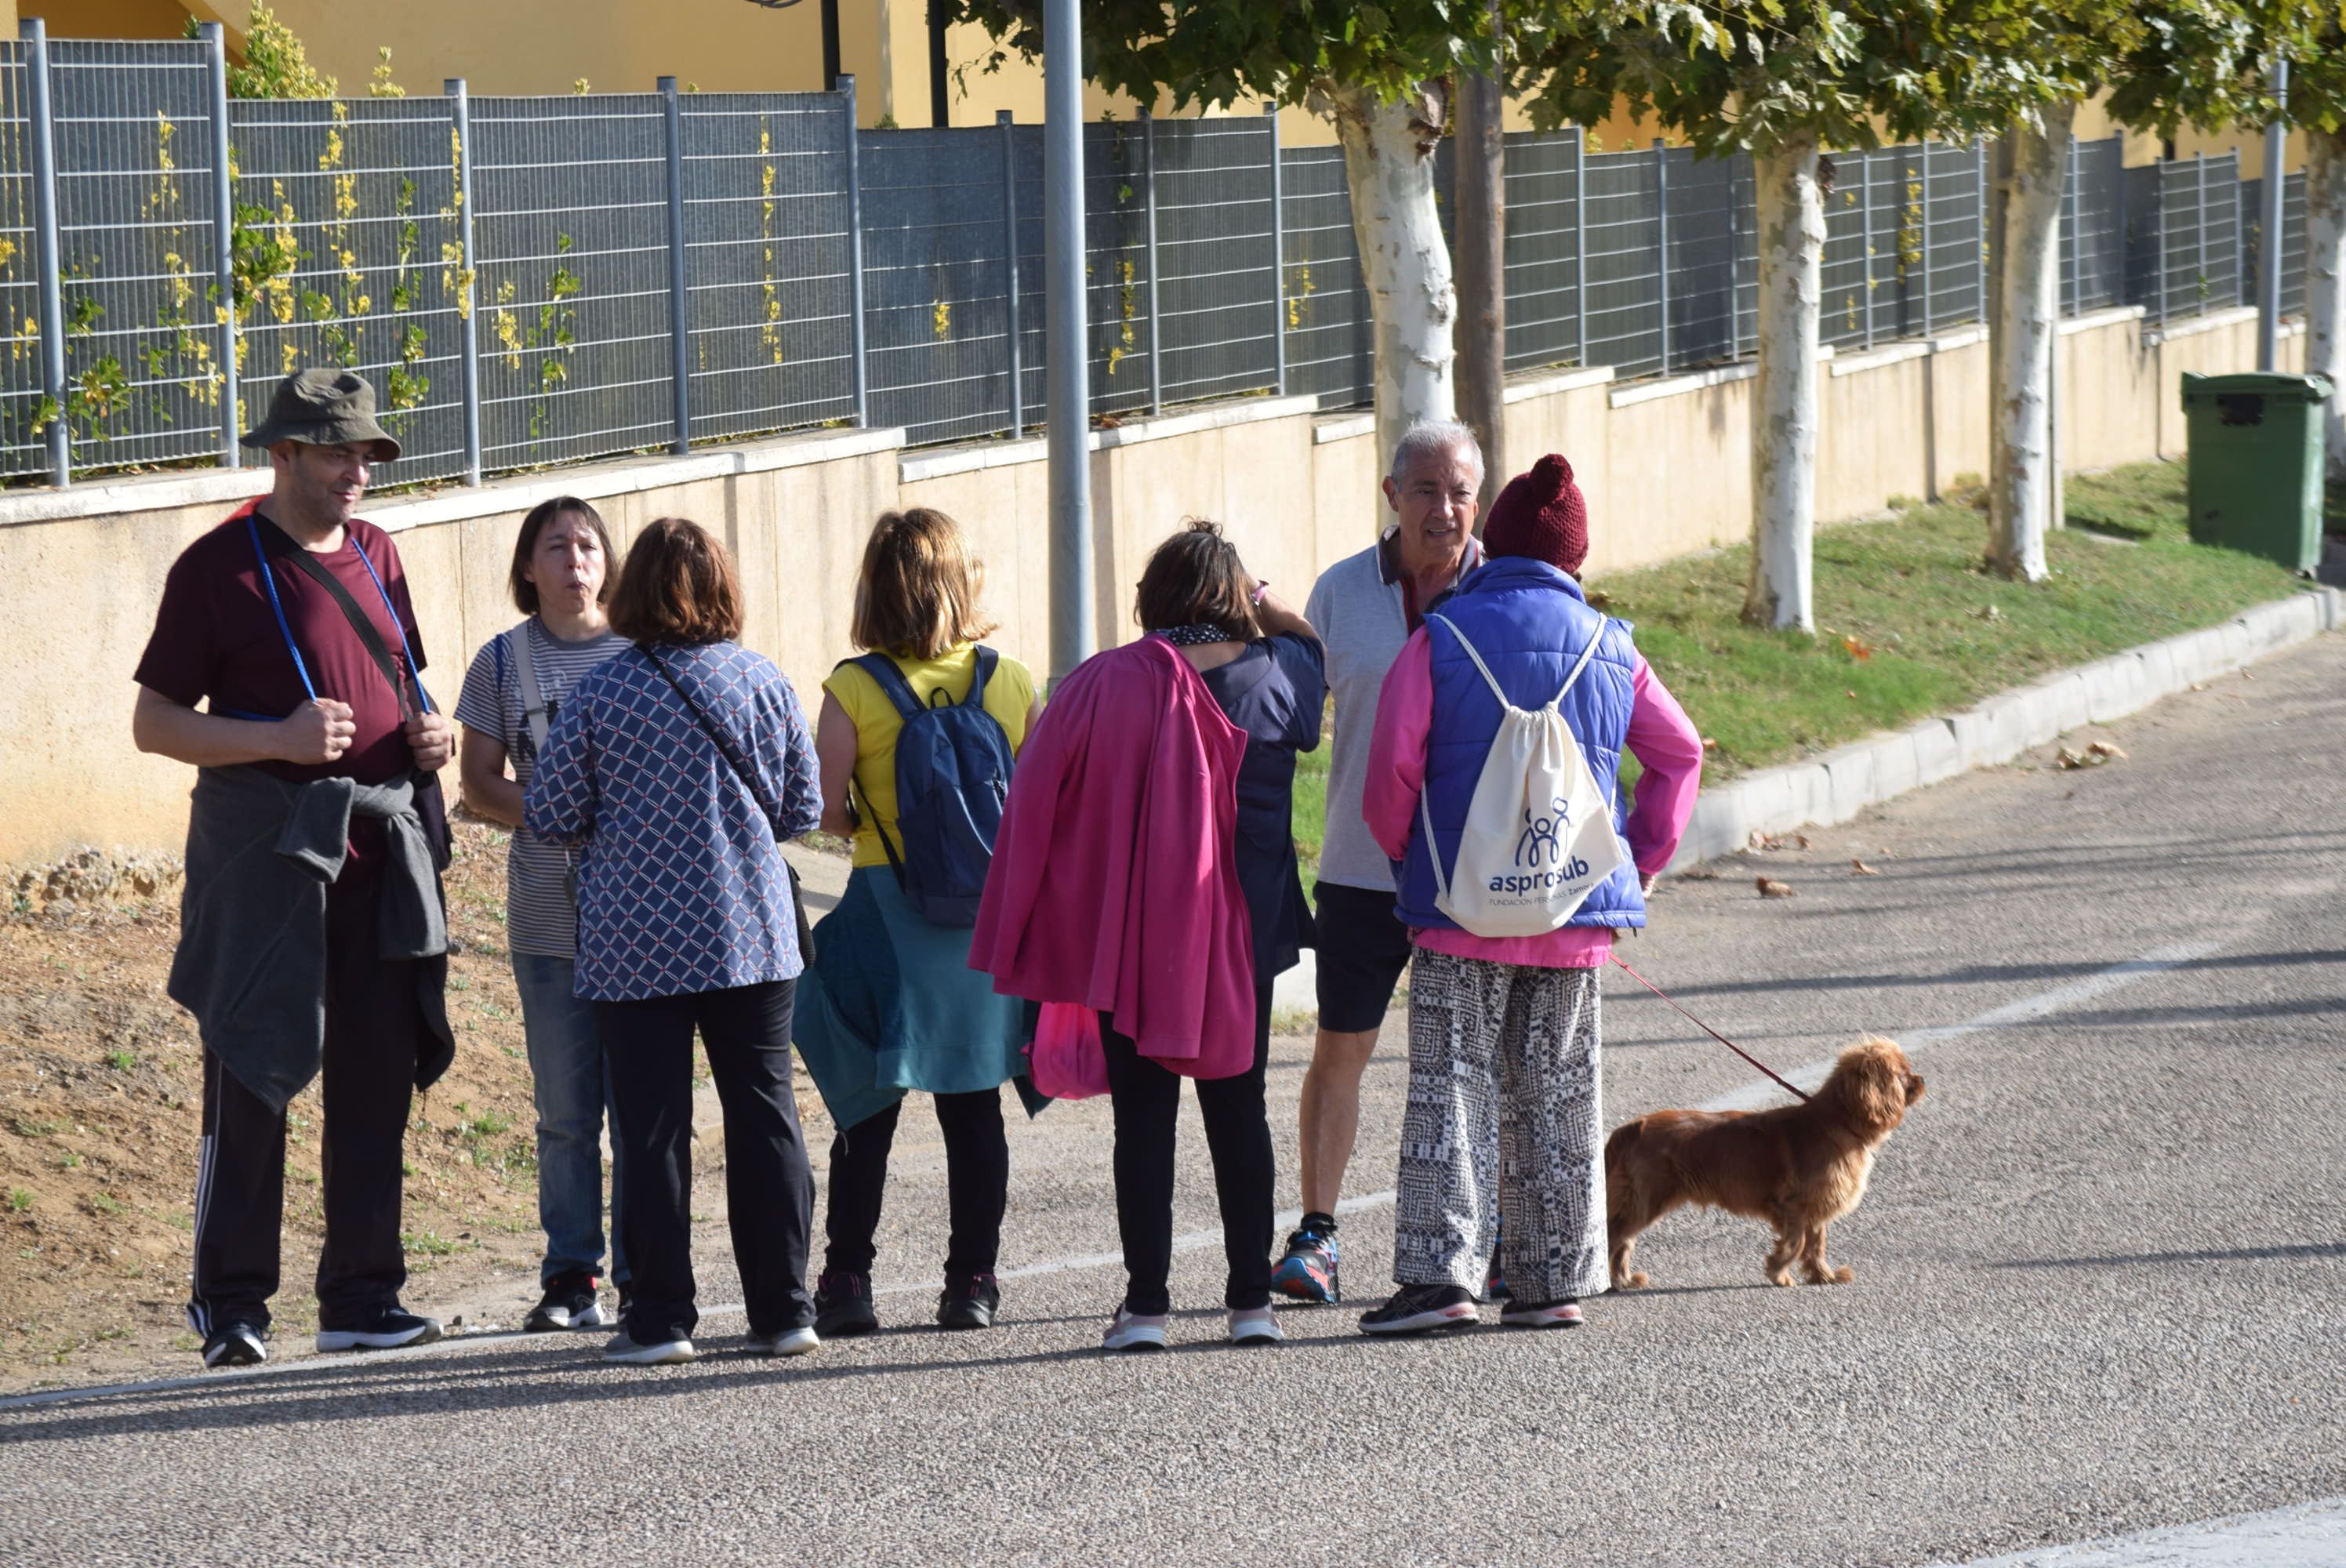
[1834,1038,1912,1135]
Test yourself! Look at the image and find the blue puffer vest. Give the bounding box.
[1392,555,1646,935]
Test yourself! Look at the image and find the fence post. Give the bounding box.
[1000,110,1023,437]
[1977,143,1989,328]
[1653,138,1670,371]
[1267,103,1286,397]
[2195,152,2207,317]
[445,79,482,485]
[1142,109,1164,412]
[22,18,67,488]
[659,78,691,455]
[2066,134,2081,316]
[1860,147,1875,349]
[1574,129,1588,367]
[841,74,868,428]
[198,23,239,468]
[2155,162,2170,324]
[1918,145,1934,339]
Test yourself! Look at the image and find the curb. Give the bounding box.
[1663,586,2343,870]
[1271,586,2340,1017]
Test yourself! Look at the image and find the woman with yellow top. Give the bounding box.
[793,508,1041,1337]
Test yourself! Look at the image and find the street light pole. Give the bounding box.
[2260,56,2289,372]
[1044,0,1095,683]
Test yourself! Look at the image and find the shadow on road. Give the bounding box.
[1990,1241,2346,1271]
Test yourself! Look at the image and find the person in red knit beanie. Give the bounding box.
[1480,452,1589,575]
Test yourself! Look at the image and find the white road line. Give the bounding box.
[0,934,2232,1415]
[1935,1494,2346,1566]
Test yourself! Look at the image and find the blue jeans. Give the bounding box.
[512,953,626,1287]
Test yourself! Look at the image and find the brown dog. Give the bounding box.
[1605,1036,1925,1290]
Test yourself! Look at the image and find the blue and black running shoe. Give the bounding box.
[1270,1218,1342,1304]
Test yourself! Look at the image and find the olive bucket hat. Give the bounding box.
[239,367,401,462]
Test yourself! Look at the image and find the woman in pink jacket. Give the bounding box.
[971,521,1323,1351]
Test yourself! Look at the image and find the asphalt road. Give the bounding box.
[4,634,2343,1568]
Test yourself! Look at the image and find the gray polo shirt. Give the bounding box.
[1304,531,1480,892]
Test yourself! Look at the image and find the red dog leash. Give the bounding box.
[1607,952,1813,1103]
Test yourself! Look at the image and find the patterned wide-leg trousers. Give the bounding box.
[1392,949,1607,1302]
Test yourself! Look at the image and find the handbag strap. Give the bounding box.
[637,644,782,839]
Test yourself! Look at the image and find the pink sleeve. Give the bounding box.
[1622,654,1705,876]
[1361,628,1435,862]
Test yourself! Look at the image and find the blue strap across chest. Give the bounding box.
[231,515,433,721]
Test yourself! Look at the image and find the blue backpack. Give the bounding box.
[847,647,1015,927]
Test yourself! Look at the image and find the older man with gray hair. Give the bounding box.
[1276,419,1485,1305]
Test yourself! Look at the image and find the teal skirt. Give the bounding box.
[793,865,1042,1130]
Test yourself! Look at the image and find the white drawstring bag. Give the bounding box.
[1417,612,1627,938]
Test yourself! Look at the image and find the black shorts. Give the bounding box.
[1313,881,1414,1034]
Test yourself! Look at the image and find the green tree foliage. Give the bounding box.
[185,2,338,100]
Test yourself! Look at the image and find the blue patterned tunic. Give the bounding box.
[523,641,821,1002]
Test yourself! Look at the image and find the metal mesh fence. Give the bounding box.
[2153,154,2242,323]
[2238,171,2308,319]
[46,41,222,473]
[0,33,2314,488]
[2061,136,2126,315]
[859,128,1013,446]
[469,93,674,470]
[0,43,41,478]
[1581,147,1661,379]
[230,96,467,485]
[679,92,856,445]
[1151,115,1277,407]
[1498,127,1583,374]
[1280,143,1371,406]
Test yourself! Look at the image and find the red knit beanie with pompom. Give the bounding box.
[1482,453,1588,575]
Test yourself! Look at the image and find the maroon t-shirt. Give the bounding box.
[136,504,430,854]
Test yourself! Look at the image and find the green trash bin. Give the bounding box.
[2180,370,2331,574]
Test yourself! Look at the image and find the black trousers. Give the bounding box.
[823,1088,1008,1279]
[187,866,422,1337]
[596,978,813,1342]
[1099,982,1276,1315]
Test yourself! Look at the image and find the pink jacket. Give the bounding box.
[1363,630,1705,967]
[968,637,1258,1078]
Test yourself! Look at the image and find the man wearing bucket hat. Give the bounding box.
[132,368,458,1369]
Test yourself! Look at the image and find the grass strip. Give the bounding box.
[1290,459,2316,877]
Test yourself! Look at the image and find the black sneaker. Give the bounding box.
[202,1321,268,1369]
[813,1271,878,1338]
[315,1305,444,1353]
[1359,1283,1480,1336]
[935,1272,1000,1330]
[525,1272,605,1333]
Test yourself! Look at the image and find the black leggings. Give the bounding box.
[1099,982,1276,1315]
[823,1089,1008,1279]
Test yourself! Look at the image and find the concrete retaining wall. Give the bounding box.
[0,307,2306,862]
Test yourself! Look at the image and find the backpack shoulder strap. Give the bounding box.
[849,652,924,720]
[1545,616,1611,711]
[962,644,997,709]
[510,624,550,753]
[1424,613,1510,708]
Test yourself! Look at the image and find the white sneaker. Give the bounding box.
[1100,1304,1168,1352]
[749,1325,819,1357]
[1227,1305,1284,1345]
[603,1330,697,1365]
